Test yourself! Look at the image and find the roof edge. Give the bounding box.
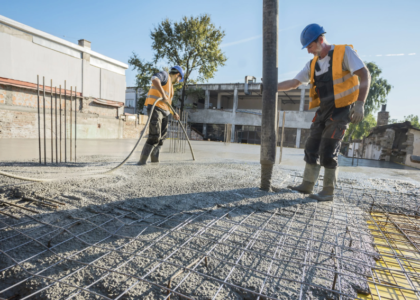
[0,14,128,69]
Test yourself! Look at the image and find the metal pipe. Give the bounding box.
[37,75,41,164]
[70,86,73,162]
[55,87,58,164]
[64,81,67,163]
[59,85,62,163]
[75,86,77,163]
[279,111,285,164]
[43,77,46,165]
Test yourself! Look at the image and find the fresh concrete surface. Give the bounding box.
[1,139,419,183]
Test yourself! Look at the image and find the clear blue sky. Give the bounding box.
[2,0,419,120]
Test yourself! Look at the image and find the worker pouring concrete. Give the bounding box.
[138,66,184,165]
[278,24,371,201]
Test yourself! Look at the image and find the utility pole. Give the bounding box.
[260,0,279,191]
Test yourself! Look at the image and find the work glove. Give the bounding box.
[350,101,364,124]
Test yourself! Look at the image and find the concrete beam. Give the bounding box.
[204,89,210,109]
[187,109,314,129]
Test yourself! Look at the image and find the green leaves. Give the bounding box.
[344,114,377,141]
[151,14,227,112]
[129,14,226,113]
[364,62,392,116]
[127,54,160,112]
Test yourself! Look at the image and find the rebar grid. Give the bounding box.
[1,174,420,299]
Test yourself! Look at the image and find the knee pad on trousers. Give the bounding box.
[320,138,341,169]
[146,137,159,146]
[304,137,321,165]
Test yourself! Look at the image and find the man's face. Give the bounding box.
[306,39,322,57]
[172,73,182,84]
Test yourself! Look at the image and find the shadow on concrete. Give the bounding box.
[0,186,315,299]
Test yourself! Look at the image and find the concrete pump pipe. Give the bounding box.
[0,98,196,182]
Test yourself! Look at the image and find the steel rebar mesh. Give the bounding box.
[1,173,420,299]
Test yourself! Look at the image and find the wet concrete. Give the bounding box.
[1,139,419,184]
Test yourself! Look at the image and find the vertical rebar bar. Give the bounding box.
[59,85,62,163]
[43,76,46,165]
[70,86,73,162]
[37,75,41,165]
[75,86,77,163]
[279,111,285,164]
[64,81,67,163]
[55,87,58,164]
[51,79,53,163]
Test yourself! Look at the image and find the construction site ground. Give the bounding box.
[1,139,420,300]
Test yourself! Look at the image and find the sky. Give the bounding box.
[2,0,419,120]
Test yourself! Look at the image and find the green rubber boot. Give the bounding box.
[288,163,321,194]
[150,145,161,163]
[138,143,154,165]
[309,168,338,202]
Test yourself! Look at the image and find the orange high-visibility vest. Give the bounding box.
[309,45,359,110]
[144,72,174,113]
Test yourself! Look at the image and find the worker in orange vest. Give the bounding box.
[138,66,183,165]
[278,24,370,201]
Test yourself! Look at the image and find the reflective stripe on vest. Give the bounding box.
[144,72,174,113]
[308,44,359,110]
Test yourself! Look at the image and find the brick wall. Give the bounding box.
[0,85,140,139]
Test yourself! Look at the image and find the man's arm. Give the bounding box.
[353,67,370,103]
[350,67,371,123]
[151,77,169,102]
[277,79,302,92]
[151,77,180,120]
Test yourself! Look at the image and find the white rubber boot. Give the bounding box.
[288,163,321,194]
[309,168,338,201]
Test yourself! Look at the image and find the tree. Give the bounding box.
[390,114,420,129]
[344,113,377,141]
[127,55,159,113]
[150,15,227,115]
[364,62,392,116]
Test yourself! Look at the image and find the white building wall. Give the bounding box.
[0,15,127,103]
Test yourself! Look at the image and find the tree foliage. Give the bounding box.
[364,62,392,116]
[390,114,420,129]
[150,14,227,114]
[127,55,159,113]
[344,113,377,141]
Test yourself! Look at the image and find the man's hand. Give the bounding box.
[350,101,364,124]
[173,113,180,121]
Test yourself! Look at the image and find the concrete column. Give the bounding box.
[296,128,301,148]
[231,86,238,142]
[78,39,91,98]
[217,93,222,109]
[204,89,210,109]
[203,123,207,138]
[299,87,305,111]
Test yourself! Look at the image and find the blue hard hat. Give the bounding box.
[300,24,326,49]
[170,66,184,82]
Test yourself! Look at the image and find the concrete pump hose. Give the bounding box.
[0,171,53,183]
[105,97,195,173]
[0,97,196,182]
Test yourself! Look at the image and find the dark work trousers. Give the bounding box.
[304,102,353,169]
[146,107,169,147]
